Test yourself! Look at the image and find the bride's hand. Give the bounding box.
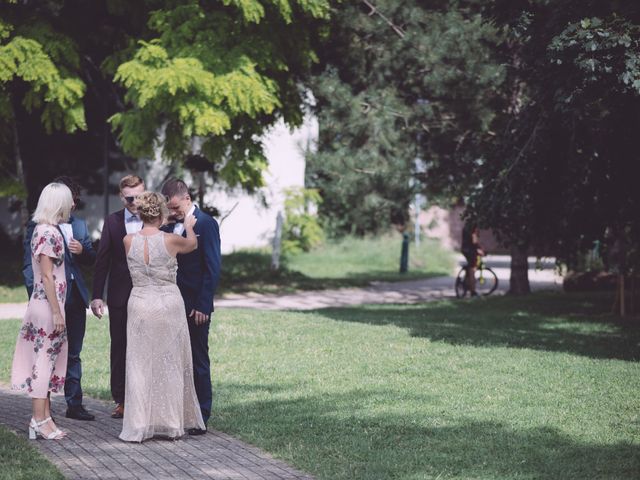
[184,214,197,230]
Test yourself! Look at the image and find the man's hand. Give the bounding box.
[68,238,84,255]
[189,309,208,325]
[91,299,105,319]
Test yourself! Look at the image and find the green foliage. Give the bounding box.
[0,176,25,199]
[0,25,86,133]
[110,0,332,192]
[307,0,504,236]
[0,11,87,202]
[281,186,324,254]
[469,1,640,273]
[549,16,640,96]
[0,0,333,207]
[111,40,278,157]
[306,70,417,235]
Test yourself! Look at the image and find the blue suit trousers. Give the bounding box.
[188,317,212,424]
[64,283,86,407]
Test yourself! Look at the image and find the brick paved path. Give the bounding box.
[0,387,312,480]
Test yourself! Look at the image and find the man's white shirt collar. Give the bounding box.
[124,208,143,234]
[59,223,73,244]
[173,205,196,235]
[58,222,75,279]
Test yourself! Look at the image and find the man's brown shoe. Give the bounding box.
[111,403,124,419]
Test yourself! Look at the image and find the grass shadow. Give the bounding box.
[215,383,640,480]
[1,242,452,301]
[309,292,640,361]
[220,250,448,295]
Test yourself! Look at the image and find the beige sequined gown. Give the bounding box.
[119,232,205,442]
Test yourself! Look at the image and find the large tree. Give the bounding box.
[306,0,504,235]
[0,0,332,223]
[469,0,640,294]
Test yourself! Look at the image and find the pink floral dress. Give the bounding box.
[11,224,68,398]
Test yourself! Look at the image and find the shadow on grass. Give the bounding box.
[220,250,448,294]
[0,249,449,302]
[216,383,639,480]
[309,292,640,361]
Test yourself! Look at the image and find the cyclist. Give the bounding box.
[461,222,485,296]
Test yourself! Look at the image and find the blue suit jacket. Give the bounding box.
[23,216,97,306]
[161,207,221,317]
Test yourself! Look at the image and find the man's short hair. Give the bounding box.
[161,178,190,199]
[119,175,144,191]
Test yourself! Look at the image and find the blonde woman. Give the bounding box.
[119,192,205,442]
[11,182,73,440]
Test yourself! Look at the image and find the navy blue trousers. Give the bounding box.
[188,317,212,424]
[64,284,86,407]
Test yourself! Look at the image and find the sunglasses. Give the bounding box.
[124,196,135,204]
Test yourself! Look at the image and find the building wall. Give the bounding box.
[420,205,506,254]
[210,116,314,253]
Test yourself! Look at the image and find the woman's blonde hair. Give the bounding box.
[32,182,73,225]
[134,191,168,224]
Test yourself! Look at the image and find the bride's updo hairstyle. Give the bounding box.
[135,192,168,224]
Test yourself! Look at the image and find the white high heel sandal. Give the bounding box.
[29,417,66,440]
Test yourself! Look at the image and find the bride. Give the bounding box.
[119,192,205,442]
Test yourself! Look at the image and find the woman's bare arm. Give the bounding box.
[166,215,198,256]
[40,255,65,334]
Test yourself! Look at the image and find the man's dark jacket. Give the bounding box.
[92,209,132,307]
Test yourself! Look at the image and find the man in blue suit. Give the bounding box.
[23,176,97,421]
[161,178,221,435]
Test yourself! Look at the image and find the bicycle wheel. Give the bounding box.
[455,267,468,298]
[475,266,499,296]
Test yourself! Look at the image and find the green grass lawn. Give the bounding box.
[0,285,26,304]
[1,291,638,479]
[0,253,26,303]
[0,235,454,302]
[221,235,453,294]
[0,425,64,480]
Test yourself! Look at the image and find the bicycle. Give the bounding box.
[455,257,499,298]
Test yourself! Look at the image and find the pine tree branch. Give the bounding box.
[361,0,406,38]
[360,102,409,127]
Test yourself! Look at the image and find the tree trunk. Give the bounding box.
[13,120,29,234]
[103,98,110,220]
[508,245,531,295]
[619,274,626,317]
[271,211,284,271]
[197,172,205,207]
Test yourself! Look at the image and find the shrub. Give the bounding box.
[281,187,324,255]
